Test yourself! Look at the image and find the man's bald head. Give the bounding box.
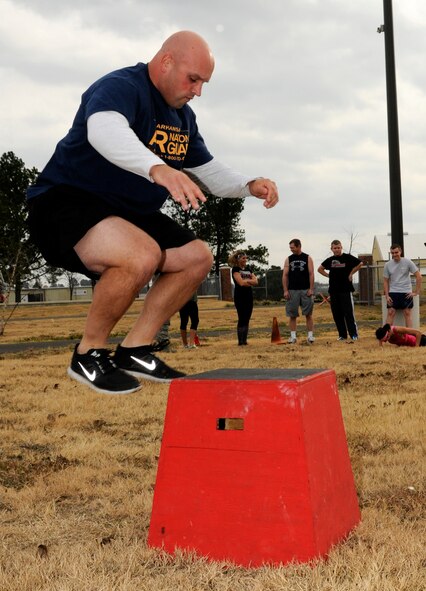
[149,31,215,109]
[160,31,214,63]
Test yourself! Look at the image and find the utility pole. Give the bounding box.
[378,0,404,253]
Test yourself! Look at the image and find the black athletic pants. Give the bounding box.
[179,300,199,331]
[234,292,253,344]
[329,292,358,339]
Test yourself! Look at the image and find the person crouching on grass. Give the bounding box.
[375,324,426,347]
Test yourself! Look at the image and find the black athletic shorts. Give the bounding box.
[27,185,197,280]
[387,292,414,310]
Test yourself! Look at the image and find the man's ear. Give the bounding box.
[160,53,173,73]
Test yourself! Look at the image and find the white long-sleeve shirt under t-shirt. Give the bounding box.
[87,111,254,199]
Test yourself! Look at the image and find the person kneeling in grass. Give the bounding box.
[375,324,426,347]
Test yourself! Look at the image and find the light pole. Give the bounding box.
[378,0,404,253]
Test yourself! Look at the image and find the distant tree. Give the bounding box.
[245,244,269,277]
[0,266,19,336]
[259,264,283,301]
[165,192,246,275]
[195,194,246,274]
[163,199,198,230]
[343,227,361,254]
[45,265,63,287]
[64,270,79,300]
[0,151,41,301]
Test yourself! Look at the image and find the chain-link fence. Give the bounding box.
[198,274,220,297]
[6,259,425,304]
[235,261,424,304]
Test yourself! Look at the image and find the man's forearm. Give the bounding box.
[415,275,422,295]
[383,278,389,296]
[185,159,254,198]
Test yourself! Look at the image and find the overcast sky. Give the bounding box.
[1,0,425,272]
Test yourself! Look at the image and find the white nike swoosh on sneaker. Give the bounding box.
[130,356,156,371]
[78,362,97,382]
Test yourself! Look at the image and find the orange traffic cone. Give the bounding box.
[271,316,285,344]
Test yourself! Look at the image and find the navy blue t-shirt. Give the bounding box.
[27,63,213,214]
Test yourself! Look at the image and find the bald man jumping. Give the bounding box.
[27,31,279,395]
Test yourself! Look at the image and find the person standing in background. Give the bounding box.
[383,244,421,328]
[179,292,200,348]
[228,250,258,346]
[282,238,315,344]
[318,240,363,342]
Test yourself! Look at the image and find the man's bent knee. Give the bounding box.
[195,240,214,271]
[160,239,213,275]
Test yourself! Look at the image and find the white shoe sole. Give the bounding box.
[120,368,180,383]
[67,367,141,395]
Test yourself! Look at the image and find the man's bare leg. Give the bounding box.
[306,313,314,332]
[74,217,162,353]
[121,240,213,347]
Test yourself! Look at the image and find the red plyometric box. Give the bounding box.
[148,368,360,567]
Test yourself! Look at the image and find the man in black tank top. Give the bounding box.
[282,239,315,344]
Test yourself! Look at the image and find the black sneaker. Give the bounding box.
[151,338,171,352]
[114,344,186,383]
[67,344,141,395]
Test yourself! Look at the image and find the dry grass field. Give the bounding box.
[0,298,425,590]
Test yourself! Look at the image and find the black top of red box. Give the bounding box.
[183,368,328,380]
